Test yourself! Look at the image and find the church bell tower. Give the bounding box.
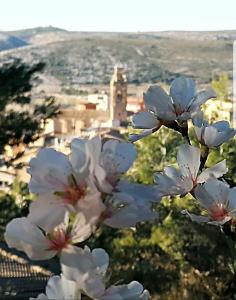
[110,64,127,126]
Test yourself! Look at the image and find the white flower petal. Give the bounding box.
[28,194,66,232]
[144,85,176,120]
[177,145,200,181]
[200,179,229,205]
[71,213,93,244]
[132,111,160,129]
[104,204,158,228]
[129,128,157,142]
[170,77,196,112]
[101,281,150,300]
[192,111,206,127]
[190,88,216,110]
[193,126,204,142]
[194,119,236,148]
[45,275,80,300]
[154,167,193,196]
[208,216,232,226]
[28,148,73,194]
[30,294,48,300]
[60,245,106,298]
[117,180,161,204]
[92,248,109,276]
[227,187,236,213]
[101,140,136,174]
[70,138,90,176]
[76,192,105,229]
[202,126,220,148]
[212,121,231,131]
[210,130,236,147]
[182,210,210,223]
[4,217,55,260]
[197,160,228,183]
[87,136,103,173]
[194,184,217,210]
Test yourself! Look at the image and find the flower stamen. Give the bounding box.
[47,229,71,251]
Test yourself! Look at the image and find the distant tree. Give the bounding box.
[211,72,230,103]
[0,58,59,165]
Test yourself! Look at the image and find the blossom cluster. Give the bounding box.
[131,77,236,226]
[5,136,159,299]
[30,245,149,300]
[4,76,236,299]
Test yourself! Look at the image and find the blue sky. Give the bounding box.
[1,0,236,31]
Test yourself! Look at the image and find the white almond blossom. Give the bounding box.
[183,179,236,225]
[30,275,81,300]
[100,281,150,300]
[72,137,159,228]
[154,144,228,196]
[130,77,216,141]
[193,112,236,148]
[60,245,150,300]
[28,147,105,231]
[28,137,158,233]
[116,180,161,205]
[71,137,137,193]
[4,213,92,260]
[101,192,159,228]
[28,191,105,233]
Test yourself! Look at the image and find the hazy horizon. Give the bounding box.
[2,25,236,33]
[1,0,236,32]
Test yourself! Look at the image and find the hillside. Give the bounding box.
[0,33,28,51]
[0,27,234,87]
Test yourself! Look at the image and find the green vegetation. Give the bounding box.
[0,58,59,164]
[0,180,32,239]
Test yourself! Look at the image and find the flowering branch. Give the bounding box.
[4,76,236,299]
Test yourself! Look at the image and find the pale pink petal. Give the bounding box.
[70,138,90,176]
[101,281,150,300]
[4,218,56,260]
[129,128,158,142]
[87,136,102,173]
[191,88,216,109]
[71,213,93,243]
[170,77,196,113]
[30,294,48,300]
[101,139,136,174]
[33,275,80,300]
[60,245,106,298]
[200,179,229,205]
[117,180,161,204]
[28,194,67,232]
[182,210,210,223]
[28,148,73,194]
[194,184,217,210]
[144,85,176,120]
[92,248,109,276]
[104,205,158,228]
[177,145,200,181]
[132,111,160,129]
[202,126,220,148]
[226,187,236,213]
[154,167,193,196]
[77,192,105,228]
[197,160,228,183]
